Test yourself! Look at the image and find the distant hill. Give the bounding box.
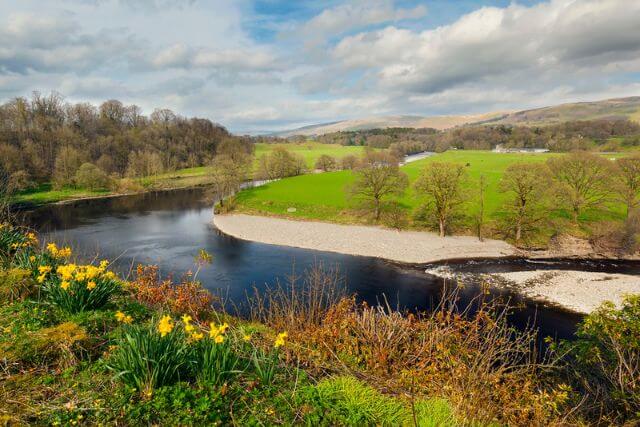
[482,96,640,127]
[272,112,508,137]
[272,96,640,137]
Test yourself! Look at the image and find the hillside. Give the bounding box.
[274,96,640,137]
[484,96,640,126]
[273,112,507,137]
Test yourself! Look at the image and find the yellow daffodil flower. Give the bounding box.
[158,315,174,337]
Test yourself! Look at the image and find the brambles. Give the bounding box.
[129,265,214,320]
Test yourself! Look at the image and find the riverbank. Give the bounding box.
[494,270,640,314]
[425,266,640,314]
[213,213,516,264]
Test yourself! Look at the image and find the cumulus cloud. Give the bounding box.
[302,0,426,41]
[331,0,640,97]
[1,0,640,131]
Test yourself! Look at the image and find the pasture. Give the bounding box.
[235,150,628,226]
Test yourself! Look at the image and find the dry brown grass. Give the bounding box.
[243,266,572,426]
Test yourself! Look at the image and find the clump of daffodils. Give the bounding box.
[115,311,133,324]
[274,331,288,349]
[182,314,204,341]
[46,242,72,259]
[209,322,229,344]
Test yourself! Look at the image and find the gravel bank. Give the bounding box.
[213,214,515,264]
[493,270,640,314]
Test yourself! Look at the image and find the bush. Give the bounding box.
[129,265,214,320]
[563,294,640,421]
[74,163,110,190]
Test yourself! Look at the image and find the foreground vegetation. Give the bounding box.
[0,223,638,425]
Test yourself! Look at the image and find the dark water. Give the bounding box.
[22,187,640,341]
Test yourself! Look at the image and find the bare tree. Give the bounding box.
[315,154,337,172]
[499,163,552,244]
[476,174,487,241]
[613,155,640,218]
[349,151,408,221]
[340,154,358,170]
[547,152,613,224]
[210,139,254,207]
[414,162,467,237]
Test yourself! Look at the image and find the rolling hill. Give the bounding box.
[273,96,640,137]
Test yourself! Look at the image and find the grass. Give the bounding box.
[12,143,366,206]
[235,150,629,227]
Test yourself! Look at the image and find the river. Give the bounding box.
[21,186,640,342]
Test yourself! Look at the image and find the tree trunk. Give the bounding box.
[374,199,381,221]
[439,219,445,237]
[515,223,521,243]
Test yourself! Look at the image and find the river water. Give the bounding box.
[22,186,640,341]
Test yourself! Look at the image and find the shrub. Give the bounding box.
[42,261,120,313]
[129,265,214,320]
[563,294,640,421]
[74,163,111,190]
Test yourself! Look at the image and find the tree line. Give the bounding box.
[300,119,640,154]
[0,92,251,193]
[347,151,640,252]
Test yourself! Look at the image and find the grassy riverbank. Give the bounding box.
[235,150,629,233]
[11,142,367,207]
[1,223,638,424]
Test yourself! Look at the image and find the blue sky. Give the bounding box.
[1,0,639,132]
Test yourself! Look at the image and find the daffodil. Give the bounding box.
[115,311,126,322]
[86,281,97,290]
[274,331,288,348]
[60,280,70,290]
[191,331,204,341]
[214,334,224,344]
[242,334,251,342]
[158,315,174,337]
[29,255,36,262]
[38,265,52,274]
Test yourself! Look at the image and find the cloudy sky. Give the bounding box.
[1,0,639,132]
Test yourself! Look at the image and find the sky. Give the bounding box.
[1,0,639,133]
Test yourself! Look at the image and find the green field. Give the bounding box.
[235,150,628,227]
[12,143,367,205]
[254,141,368,168]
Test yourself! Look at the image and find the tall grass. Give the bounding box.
[244,261,347,333]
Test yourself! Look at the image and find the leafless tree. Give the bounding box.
[348,151,408,221]
[547,152,613,224]
[414,162,467,237]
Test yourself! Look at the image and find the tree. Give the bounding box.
[315,154,337,172]
[53,146,84,189]
[547,152,613,224]
[498,163,552,243]
[613,155,640,218]
[476,174,487,241]
[210,139,254,206]
[257,147,306,180]
[74,163,110,190]
[340,154,358,170]
[414,162,467,237]
[348,151,408,221]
